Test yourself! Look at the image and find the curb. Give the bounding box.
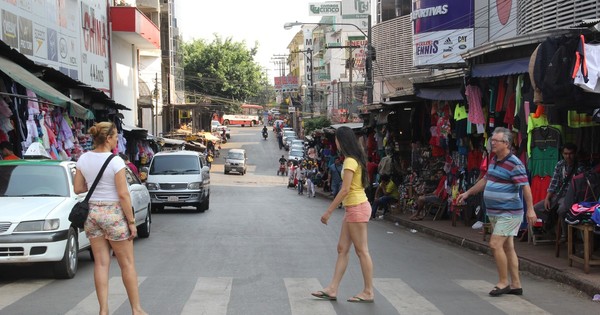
[389,214,600,298]
[313,187,600,297]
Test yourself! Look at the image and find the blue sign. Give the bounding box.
[413,0,474,34]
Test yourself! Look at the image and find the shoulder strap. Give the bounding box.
[84,154,116,202]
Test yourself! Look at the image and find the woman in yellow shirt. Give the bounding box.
[311,126,374,303]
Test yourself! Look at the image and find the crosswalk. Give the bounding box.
[0,277,552,314]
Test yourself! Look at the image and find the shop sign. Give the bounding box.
[80,0,110,95]
[412,0,474,67]
[309,2,341,16]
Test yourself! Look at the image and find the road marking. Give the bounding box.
[284,278,336,315]
[374,278,443,314]
[455,280,551,314]
[181,277,232,315]
[0,279,52,310]
[65,277,146,315]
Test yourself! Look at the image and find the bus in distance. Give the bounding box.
[219,104,263,127]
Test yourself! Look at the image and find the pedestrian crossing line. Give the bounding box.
[373,278,443,314]
[284,278,337,315]
[454,280,551,315]
[0,279,52,310]
[65,276,147,315]
[181,277,232,315]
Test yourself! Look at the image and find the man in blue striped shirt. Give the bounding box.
[458,127,537,297]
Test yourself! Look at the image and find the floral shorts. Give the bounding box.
[85,201,131,241]
[344,201,372,223]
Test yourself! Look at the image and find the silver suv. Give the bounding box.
[145,151,211,212]
[224,149,247,175]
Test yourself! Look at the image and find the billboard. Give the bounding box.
[412,0,474,67]
[489,0,517,41]
[0,0,110,95]
[341,0,370,30]
[309,2,341,16]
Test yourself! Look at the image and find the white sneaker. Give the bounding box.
[472,221,483,229]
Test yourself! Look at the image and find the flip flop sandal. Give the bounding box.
[347,296,374,303]
[311,291,337,300]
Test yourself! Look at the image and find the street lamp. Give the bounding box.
[283,15,373,105]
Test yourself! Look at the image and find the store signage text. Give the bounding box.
[81,5,107,57]
[411,4,449,20]
[415,40,439,55]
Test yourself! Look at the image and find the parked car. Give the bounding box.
[224,149,247,175]
[145,150,211,212]
[272,120,285,131]
[0,159,151,279]
[211,120,221,132]
[282,130,296,144]
[284,135,297,150]
[289,139,304,151]
[288,149,305,163]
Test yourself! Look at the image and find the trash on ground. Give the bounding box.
[395,222,399,226]
[387,231,394,234]
[410,229,417,233]
[593,294,600,301]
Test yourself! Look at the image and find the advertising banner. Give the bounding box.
[488,0,516,41]
[341,0,370,30]
[412,0,474,67]
[0,0,110,95]
[309,2,341,16]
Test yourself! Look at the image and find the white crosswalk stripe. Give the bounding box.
[374,278,443,314]
[65,277,147,315]
[284,278,336,315]
[454,280,551,315]
[181,277,233,315]
[0,279,52,311]
[0,276,560,314]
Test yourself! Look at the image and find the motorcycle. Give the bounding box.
[277,163,287,176]
[262,131,268,140]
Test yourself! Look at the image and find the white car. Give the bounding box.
[288,149,304,162]
[0,159,151,279]
[211,120,221,132]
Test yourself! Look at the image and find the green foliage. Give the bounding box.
[303,116,331,135]
[182,36,275,111]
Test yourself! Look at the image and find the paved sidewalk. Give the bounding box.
[312,186,600,298]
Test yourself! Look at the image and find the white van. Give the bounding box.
[145,150,211,212]
[224,149,247,175]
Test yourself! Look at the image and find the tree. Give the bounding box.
[303,116,331,135]
[182,36,274,112]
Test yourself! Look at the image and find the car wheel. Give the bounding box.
[53,227,78,279]
[200,195,210,212]
[137,208,151,238]
[224,170,229,175]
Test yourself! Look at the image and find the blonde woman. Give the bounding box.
[311,126,375,303]
[74,122,146,315]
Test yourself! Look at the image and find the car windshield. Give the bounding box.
[149,156,200,175]
[0,165,69,197]
[228,153,244,160]
[290,150,303,157]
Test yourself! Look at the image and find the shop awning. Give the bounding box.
[0,56,94,120]
[329,122,364,130]
[471,58,531,78]
[416,87,464,101]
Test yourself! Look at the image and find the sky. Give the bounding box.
[175,0,321,84]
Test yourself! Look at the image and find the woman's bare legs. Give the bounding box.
[347,222,374,300]
[110,239,146,315]
[315,221,352,298]
[89,237,111,315]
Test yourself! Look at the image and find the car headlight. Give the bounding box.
[188,182,202,190]
[14,219,60,232]
[224,161,231,166]
[146,182,159,190]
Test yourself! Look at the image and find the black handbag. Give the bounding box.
[69,154,116,228]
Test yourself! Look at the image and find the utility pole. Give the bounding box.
[328,45,359,122]
[153,73,158,136]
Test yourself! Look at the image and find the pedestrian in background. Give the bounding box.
[311,126,374,303]
[74,122,147,315]
[457,127,536,297]
[119,153,139,176]
[328,157,343,199]
[370,174,399,219]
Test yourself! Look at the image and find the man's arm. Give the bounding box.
[522,185,537,226]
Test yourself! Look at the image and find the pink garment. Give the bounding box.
[26,89,40,115]
[466,85,485,124]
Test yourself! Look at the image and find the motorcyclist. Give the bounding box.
[262,126,268,139]
[279,155,287,165]
[278,155,287,176]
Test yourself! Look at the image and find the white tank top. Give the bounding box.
[76,151,126,201]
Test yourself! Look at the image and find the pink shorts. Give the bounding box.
[85,201,131,241]
[343,201,372,223]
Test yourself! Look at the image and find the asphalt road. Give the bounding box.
[1,126,598,315]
